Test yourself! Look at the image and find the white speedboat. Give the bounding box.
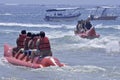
[44,7,81,21]
[88,6,118,20]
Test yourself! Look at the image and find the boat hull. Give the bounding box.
[44,14,81,21]
[4,44,65,68]
[75,27,100,39]
[89,15,118,20]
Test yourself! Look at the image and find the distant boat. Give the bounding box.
[88,6,118,20]
[44,7,81,21]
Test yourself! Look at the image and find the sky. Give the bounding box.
[0,0,120,5]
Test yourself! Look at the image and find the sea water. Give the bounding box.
[0,4,120,80]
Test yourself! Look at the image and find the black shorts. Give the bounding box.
[24,50,32,56]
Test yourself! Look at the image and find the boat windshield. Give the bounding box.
[46,7,80,17]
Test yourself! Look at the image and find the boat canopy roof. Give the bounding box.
[86,6,117,11]
[100,6,116,9]
[46,7,80,12]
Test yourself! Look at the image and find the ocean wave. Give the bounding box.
[106,41,120,53]
[1,22,119,30]
[31,65,106,73]
[4,3,19,6]
[95,24,120,30]
[0,22,75,29]
[0,13,42,16]
[52,37,105,51]
[0,57,8,66]
[48,30,74,39]
[0,77,26,80]
[52,34,120,52]
[71,65,106,73]
[0,13,12,16]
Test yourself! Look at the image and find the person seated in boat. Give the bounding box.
[20,32,33,61]
[74,20,81,34]
[30,31,52,63]
[12,30,27,57]
[85,18,97,36]
[81,20,87,32]
[74,20,86,34]
[32,33,40,50]
[84,18,92,30]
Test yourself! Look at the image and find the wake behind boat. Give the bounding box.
[4,44,65,68]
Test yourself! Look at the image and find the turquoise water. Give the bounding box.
[0,4,120,80]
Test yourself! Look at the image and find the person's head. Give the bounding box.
[78,20,81,24]
[86,18,90,22]
[21,30,26,34]
[78,19,84,24]
[31,33,36,39]
[40,31,45,38]
[36,33,40,37]
[27,32,32,37]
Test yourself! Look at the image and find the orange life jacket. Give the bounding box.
[38,37,51,50]
[17,34,27,48]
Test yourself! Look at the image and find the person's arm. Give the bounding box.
[48,40,51,49]
[16,38,19,46]
[36,39,40,50]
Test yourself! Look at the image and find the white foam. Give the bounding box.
[95,24,120,30]
[106,41,120,53]
[4,3,19,6]
[59,65,106,73]
[0,22,75,29]
[0,22,62,28]
[48,30,74,39]
[0,13,12,16]
[0,57,8,66]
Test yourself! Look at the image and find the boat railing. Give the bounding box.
[46,11,80,17]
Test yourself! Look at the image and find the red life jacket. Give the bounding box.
[17,34,27,48]
[38,37,51,50]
